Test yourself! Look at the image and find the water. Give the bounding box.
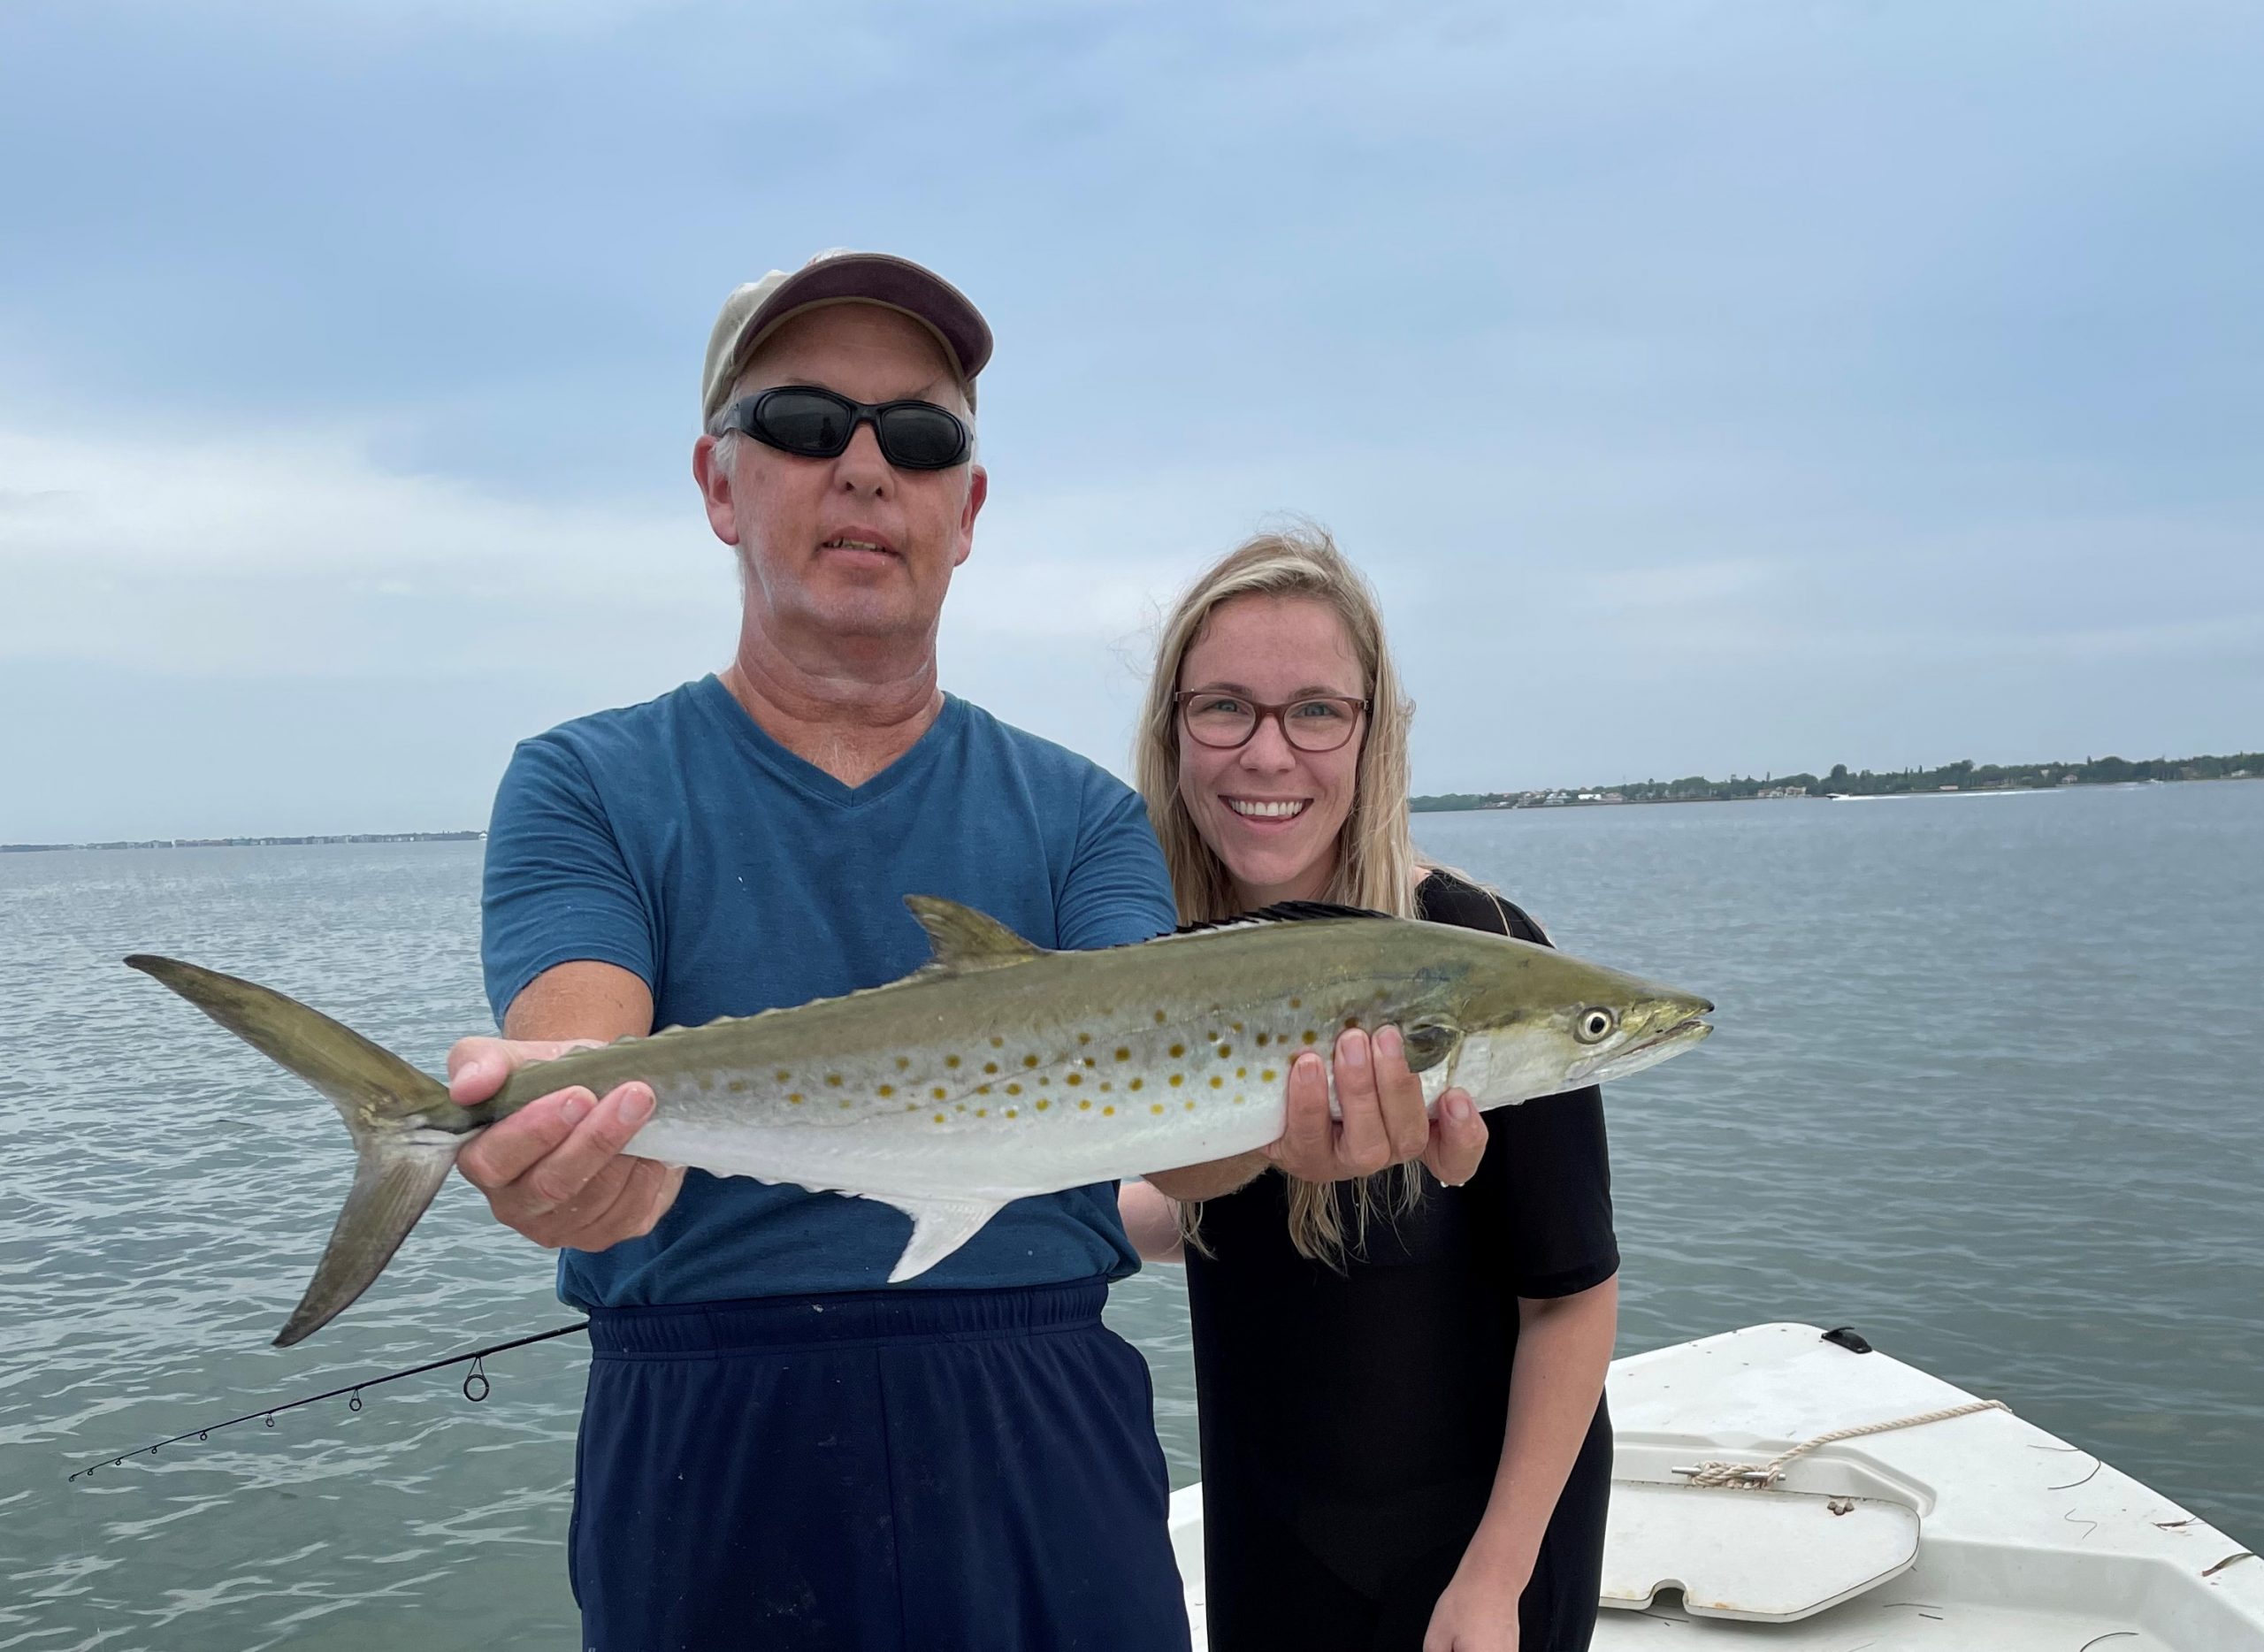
[3,781,2259,1645]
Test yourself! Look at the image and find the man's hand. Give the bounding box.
[1267,1025,1488,1187]
[448,1036,685,1252]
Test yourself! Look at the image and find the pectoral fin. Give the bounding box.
[871,1194,1005,1281]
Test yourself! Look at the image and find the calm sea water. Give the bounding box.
[4,782,2258,1647]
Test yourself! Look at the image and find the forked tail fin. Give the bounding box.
[125,955,461,1347]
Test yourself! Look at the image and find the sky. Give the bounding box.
[2,0,2259,841]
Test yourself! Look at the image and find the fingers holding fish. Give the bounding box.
[1422,1090,1487,1188]
[1367,1025,1433,1166]
[459,1081,681,1251]
[1260,1029,1409,1180]
[446,1033,605,1105]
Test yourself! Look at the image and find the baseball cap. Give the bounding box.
[700,250,993,428]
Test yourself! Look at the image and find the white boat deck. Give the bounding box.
[1167,1323,2263,1650]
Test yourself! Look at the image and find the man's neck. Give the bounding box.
[721,635,944,789]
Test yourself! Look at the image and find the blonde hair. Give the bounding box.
[1134,522,1423,1264]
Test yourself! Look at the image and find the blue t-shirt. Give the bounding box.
[479,676,1178,1309]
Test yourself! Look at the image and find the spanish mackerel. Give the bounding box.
[127,896,1713,1347]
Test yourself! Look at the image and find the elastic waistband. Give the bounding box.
[585,1278,1110,1357]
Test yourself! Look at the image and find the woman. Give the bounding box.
[1120,527,1618,1652]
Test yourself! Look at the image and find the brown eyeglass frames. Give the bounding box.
[1173,691,1370,753]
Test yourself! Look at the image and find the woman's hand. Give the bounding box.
[1266,1025,1489,1187]
[1421,1556,1525,1652]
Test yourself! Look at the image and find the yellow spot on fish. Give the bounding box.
[977,1084,992,1096]
[775,1070,792,1083]
[1210,1075,1223,1089]
[1151,1103,1166,1115]
[905,1103,918,1112]
[1168,1074,1183,1087]
[1344,1016,1361,1029]
[1099,1081,1113,1093]
[788,1093,805,1105]
[945,1055,961,1069]
[1103,1105,1116,1116]
[1168,1044,1184,1058]
[1289,997,1302,1010]
[1077,1032,1091,1045]
[1006,1082,1022,1096]
[1078,1099,1091,1110]
[976,1108,988,1118]
[1038,1075,1051,1086]
[1023,1053,1039,1068]
[934,1113,947,1123]
[1185,1100,1196,1111]
[1236,1067,1247,1079]
[1216,1044,1232,1059]
[878,1084,894,1098]
[1234,1094,1245,1105]
[825,1074,844,1087]
[1115,1047,1131,1062]
[1262,1068,1277,1082]
[1006,1107,1018,1118]
[984,1061,998,1075]
[1066,1073,1082,1086]
[990,1036,1005,1048]
[1082,1057,1096,1067]
[1036,1099,1050,1111]
[727,1078,747,1093]
[1129,1077,1143,1090]
[1231,1021,1243,1033]
[1300,1029,1317,1045]
[1154,1010,1167,1024]
[838,1099,852,1110]
[1255,1033,1270,1047]
[896,1056,911,1072]
[933,1087,949,1100]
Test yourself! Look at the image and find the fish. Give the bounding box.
[127,896,1713,1347]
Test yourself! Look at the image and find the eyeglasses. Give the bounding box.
[1174,691,1369,753]
[715,387,972,471]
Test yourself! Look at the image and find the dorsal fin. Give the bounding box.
[903,895,1046,972]
[1174,899,1390,937]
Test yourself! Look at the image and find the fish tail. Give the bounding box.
[125,955,460,1348]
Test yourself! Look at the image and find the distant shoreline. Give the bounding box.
[1411,750,2260,814]
[11,753,2258,848]
[0,830,486,854]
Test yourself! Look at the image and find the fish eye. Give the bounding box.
[1574,1007,1616,1044]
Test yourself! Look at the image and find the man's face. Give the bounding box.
[696,305,986,652]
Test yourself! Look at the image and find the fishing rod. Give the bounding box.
[65,1320,589,1482]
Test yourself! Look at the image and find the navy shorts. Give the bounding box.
[570,1279,1191,1652]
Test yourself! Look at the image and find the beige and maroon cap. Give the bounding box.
[700,250,993,428]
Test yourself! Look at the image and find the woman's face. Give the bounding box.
[1174,593,1367,910]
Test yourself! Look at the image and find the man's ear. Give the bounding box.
[954,464,989,569]
[694,434,740,547]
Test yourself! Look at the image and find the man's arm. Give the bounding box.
[448,960,686,1252]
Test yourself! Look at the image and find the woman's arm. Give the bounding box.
[1117,1180,1186,1264]
[1422,1274,1618,1652]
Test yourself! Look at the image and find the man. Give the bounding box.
[444,250,1485,1650]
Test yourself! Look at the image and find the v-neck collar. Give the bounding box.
[692,674,962,810]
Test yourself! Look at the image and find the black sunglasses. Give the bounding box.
[716,387,972,471]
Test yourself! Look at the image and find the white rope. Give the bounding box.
[1671,1399,2011,1489]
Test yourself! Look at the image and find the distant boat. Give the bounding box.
[1166,1323,2264,1648]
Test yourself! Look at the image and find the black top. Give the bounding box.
[1184,869,1618,1651]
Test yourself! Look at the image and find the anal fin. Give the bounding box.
[868,1194,1005,1281]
